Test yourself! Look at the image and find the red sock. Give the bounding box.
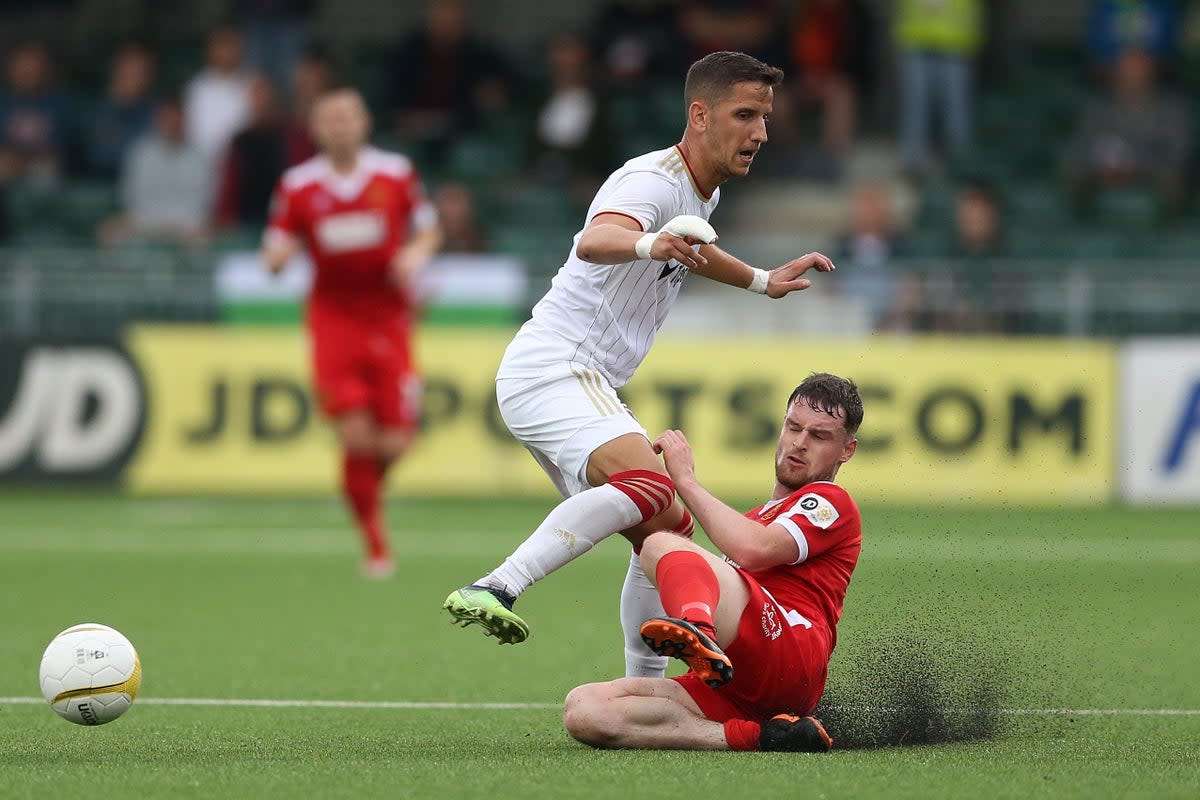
[342,453,388,560]
[723,719,762,751]
[655,550,719,632]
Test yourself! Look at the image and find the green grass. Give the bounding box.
[1,493,1198,798]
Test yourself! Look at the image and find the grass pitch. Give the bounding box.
[1,492,1198,798]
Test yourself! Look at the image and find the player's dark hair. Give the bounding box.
[788,373,863,436]
[684,51,784,107]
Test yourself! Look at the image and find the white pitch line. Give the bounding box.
[0,697,558,710]
[2,697,1199,716]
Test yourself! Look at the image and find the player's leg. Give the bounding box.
[362,342,422,578]
[311,317,388,572]
[615,500,694,678]
[563,677,832,752]
[335,410,391,575]
[562,678,729,750]
[635,533,753,687]
[619,551,669,678]
[450,433,672,642]
[447,371,673,643]
[587,433,696,677]
[481,433,673,600]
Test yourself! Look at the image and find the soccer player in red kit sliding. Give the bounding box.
[262,87,442,577]
[563,373,862,752]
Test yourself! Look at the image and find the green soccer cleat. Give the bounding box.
[759,714,834,753]
[443,584,530,644]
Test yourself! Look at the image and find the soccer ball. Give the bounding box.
[38,623,142,725]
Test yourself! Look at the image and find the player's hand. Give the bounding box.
[766,252,836,299]
[389,248,423,290]
[652,429,697,485]
[650,232,712,270]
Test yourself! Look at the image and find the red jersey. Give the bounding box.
[265,146,436,322]
[742,481,862,650]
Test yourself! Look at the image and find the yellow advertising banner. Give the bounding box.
[125,326,1115,505]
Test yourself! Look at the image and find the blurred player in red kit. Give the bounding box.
[563,373,862,752]
[262,87,442,577]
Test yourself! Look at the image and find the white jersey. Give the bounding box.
[499,145,720,388]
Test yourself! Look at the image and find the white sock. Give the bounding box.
[481,484,644,598]
[621,551,669,678]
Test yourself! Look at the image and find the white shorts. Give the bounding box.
[496,363,648,498]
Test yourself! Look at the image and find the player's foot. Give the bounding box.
[360,556,395,580]
[443,584,529,644]
[759,714,834,753]
[639,616,733,688]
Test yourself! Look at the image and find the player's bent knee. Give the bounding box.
[562,685,620,748]
[335,417,377,456]
[377,431,413,462]
[638,530,692,573]
[608,470,675,525]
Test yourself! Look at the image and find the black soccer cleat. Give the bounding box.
[759,713,834,753]
[639,616,733,688]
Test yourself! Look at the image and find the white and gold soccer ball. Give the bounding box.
[38,623,141,725]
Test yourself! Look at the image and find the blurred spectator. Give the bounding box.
[81,41,156,180]
[529,32,612,196]
[233,0,314,90]
[832,184,909,329]
[433,181,487,253]
[1088,0,1179,74]
[943,180,1014,332]
[100,98,212,247]
[951,181,1006,258]
[681,0,782,64]
[387,0,515,153]
[0,39,70,188]
[184,25,253,164]
[290,43,334,121]
[677,0,784,64]
[278,44,332,164]
[893,0,984,180]
[214,75,309,229]
[587,0,685,87]
[1062,48,1190,217]
[777,0,877,177]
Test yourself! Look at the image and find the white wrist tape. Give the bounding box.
[635,214,718,261]
[747,268,770,294]
[635,232,658,261]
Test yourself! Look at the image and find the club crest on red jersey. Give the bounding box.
[756,502,788,523]
[761,601,783,640]
[364,182,389,207]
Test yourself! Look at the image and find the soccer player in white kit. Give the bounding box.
[444,51,835,678]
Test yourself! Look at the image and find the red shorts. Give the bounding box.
[672,570,832,723]
[307,308,420,430]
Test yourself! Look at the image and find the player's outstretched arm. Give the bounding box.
[692,246,836,298]
[653,430,799,571]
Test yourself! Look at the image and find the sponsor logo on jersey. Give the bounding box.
[315,210,387,252]
[794,493,839,530]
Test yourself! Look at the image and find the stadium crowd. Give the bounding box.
[1,0,1199,334]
